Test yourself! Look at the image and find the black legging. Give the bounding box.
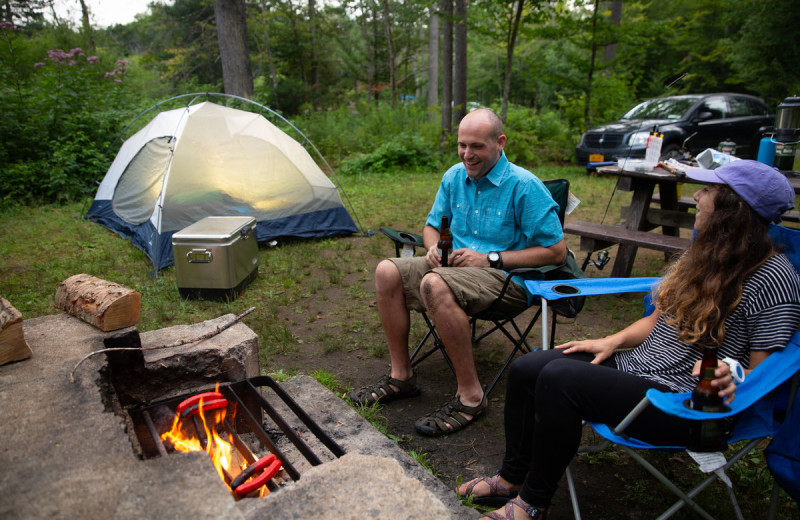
[498,349,691,508]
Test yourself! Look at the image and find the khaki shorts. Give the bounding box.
[388,256,528,315]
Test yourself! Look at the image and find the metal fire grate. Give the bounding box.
[128,375,345,485]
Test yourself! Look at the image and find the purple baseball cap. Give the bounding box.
[685,160,796,222]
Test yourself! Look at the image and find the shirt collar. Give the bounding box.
[464,151,508,187]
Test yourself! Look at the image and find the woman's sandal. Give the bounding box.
[457,473,519,507]
[349,371,420,407]
[481,497,547,520]
[414,393,488,437]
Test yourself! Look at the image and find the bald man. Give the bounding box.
[351,108,567,436]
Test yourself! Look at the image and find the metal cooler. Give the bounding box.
[171,216,259,300]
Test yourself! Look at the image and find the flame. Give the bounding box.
[160,387,265,496]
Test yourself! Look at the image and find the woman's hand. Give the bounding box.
[556,337,617,365]
[692,360,736,405]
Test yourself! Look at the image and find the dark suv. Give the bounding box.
[575,93,774,166]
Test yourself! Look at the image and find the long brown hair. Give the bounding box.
[654,184,775,346]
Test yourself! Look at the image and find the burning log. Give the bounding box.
[0,297,33,365]
[54,274,140,332]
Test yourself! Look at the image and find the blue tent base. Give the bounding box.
[85,200,358,271]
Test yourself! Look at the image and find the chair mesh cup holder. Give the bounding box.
[551,284,581,295]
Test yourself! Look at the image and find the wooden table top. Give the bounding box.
[596,165,800,194]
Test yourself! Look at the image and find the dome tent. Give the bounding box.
[86,96,361,271]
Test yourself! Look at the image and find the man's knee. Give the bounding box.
[420,272,453,310]
[375,259,401,292]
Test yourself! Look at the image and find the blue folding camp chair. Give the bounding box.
[525,224,800,519]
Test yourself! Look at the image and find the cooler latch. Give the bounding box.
[186,248,213,263]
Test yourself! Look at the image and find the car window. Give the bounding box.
[729,97,753,117]
[747,99,771,116]
[622,97,701,120]
[698,97,728,120]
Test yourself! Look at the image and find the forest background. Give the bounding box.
[1,0,799,205]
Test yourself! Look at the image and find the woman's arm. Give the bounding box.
[694,349,773,405]
[556,311,660,364]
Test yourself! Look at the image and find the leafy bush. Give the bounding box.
[338,132,438,175]
[0,21,138,204]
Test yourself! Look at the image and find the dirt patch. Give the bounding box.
[261,236,781,519]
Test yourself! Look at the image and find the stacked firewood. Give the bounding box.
[2,274,141,366]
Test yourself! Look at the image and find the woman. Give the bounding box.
[457,160,800,520]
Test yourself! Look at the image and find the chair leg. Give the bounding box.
[564,465,582,520]
[619,447,716,520]
[410,312,455,376]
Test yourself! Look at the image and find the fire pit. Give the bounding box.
[130,377,345,499]
[0,313,476,519]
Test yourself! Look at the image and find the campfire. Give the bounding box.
[128,376,346,501]
[159,386,282,498]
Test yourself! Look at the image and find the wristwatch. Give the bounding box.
[487,251,503,269]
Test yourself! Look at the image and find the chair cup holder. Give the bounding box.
[399,232,417,243]
[552,284,581,295]
[682,398,731,413]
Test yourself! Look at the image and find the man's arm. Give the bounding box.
[447,238,567,269]
[490,239,567,269]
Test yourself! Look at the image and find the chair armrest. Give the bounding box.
[646,333,800,420]
[525,277,661,301]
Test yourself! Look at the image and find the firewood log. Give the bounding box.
[0,297,33,365]
[54,274,141,332]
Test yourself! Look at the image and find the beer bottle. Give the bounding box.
[438,216,452,267]
[686,345,728,452]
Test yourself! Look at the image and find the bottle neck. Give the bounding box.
[698,345,719,381]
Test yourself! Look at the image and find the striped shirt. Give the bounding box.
[614,254,800,393]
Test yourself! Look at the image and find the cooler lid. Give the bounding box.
[172,216,256,242]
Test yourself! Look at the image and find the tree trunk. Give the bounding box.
[440,0,453,150]
[0,297,32,366]
[584,0,600,129]
[427,5,439,118]
[381,0,397,108]
[452,0,467,126]
[501,0,525,123]
[603,0,622,70]
[358,0,376,104]
[53,274,141,332]
[214,0,254,98]
[309,0,319,105]
[259,1,279,107]
[77,0,95,53]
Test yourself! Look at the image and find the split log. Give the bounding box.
[1,297,33,365]
[54,274,141,332]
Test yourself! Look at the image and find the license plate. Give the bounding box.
[589,154,605,163]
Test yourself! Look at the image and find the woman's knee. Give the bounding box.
[507,350,564,389]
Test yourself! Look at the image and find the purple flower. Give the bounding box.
[87,56,99,64]
[34,62,45,68]
[0,21,15,32]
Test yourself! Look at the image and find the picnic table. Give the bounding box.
[565,164,800,277]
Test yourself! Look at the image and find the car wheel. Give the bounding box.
[660,144,681,161]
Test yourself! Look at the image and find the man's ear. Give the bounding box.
[498,134,507,150]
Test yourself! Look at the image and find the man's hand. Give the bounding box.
[448,248,488,267]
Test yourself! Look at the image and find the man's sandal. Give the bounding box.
[457,473,519,507]
[414,393,488,437]
[481,497,547,520]
[349,371,420,407]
